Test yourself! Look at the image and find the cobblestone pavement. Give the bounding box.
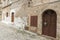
[0,22,55,40]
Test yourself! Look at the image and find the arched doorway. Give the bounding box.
[11,12,14,22]
[42,9,57,38]
[6,12,8,17]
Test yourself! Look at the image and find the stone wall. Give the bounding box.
[32,0,58,6]
[23,1,60,40]
[2,7,10,20]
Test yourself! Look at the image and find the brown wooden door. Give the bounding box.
[11,12,14,22]
[42,9,57,38]
[30,16,38,32]
[6,12,8,17]
[30,16,38,27]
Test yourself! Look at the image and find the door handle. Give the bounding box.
[44,22,47,25]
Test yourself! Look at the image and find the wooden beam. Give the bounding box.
[2,0,20,9]
[2,4,11,9]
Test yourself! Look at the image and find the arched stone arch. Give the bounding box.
[42,9,57,38]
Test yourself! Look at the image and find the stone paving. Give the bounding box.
[0,22,56,40]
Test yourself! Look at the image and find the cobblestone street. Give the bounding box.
[0,22,54,40]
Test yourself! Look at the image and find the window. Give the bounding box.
[30,16,38,27]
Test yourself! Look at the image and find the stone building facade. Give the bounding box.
[0,0,60,40]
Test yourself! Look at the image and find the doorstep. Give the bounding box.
[40,35,58,40]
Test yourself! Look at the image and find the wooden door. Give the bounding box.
[30,16,38,27]
[6,12,8,17]
[30,16,38,32]
[11,12,14,22]
[42,9,57,38]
